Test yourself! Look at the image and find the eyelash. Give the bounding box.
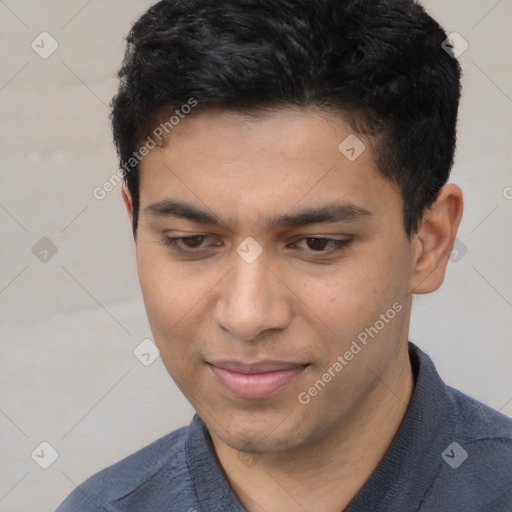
[161,235,353,256]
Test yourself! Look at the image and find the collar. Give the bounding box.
[184,342,455,512]
[185,410,246,511]
[344,342,456,511]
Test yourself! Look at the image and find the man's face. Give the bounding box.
[129,108,416,454]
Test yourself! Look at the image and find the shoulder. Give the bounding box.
[449,384,512,444]
[423,386,512,510]
[413,342,512,462]
[56,425,192,511]
[448,385,512,469]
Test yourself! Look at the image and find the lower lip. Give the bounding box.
[208,364,308,399]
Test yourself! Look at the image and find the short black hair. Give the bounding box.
[111,0,462,238]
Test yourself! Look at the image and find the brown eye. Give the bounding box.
[294,237,352,254]
[181,235,207,248]
[161,234,215,252]
[305,238,330,251]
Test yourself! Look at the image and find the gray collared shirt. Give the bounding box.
[57,342,512,511]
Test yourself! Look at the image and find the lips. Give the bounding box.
[207,360,309,399]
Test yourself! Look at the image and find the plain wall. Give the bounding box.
[0,1,511,510]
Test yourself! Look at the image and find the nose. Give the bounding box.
[213,252,292,341]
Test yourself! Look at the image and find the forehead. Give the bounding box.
[138,108,402,229]
[148,107,371,164]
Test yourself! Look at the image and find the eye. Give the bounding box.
[160,234,353,257]
[161,234,218,252]
[293,237,353,254]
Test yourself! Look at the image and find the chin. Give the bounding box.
[213,413,310,455]
[227,431,300,455]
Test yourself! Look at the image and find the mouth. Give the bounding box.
[207,360,310,400]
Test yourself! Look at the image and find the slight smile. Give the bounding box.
[207,361,310,400]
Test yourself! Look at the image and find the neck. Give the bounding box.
[211,342,415,512]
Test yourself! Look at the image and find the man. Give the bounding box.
[57,0,512,510]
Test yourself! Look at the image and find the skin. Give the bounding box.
[121,108,463,512]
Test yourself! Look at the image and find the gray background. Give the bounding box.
[0,1,511,510]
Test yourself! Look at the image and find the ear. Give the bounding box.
[410,183,464,294]
[121,183,134,232]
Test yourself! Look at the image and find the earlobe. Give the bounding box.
[410,183,464,294]
[121,183,134,230]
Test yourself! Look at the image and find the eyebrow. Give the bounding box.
[144,199,372,229]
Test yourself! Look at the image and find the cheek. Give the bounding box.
[298,244,409,345]
[136,246,201,343]
[344,236,410,300]
[138,255,179,326]
[135,243,222,381]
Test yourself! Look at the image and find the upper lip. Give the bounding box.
[207,360,309,374]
